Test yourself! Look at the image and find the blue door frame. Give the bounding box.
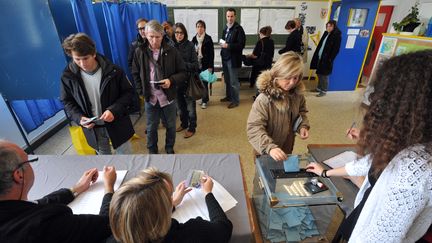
[329,0,380,91]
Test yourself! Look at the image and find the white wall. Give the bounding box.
[164,0,331,74]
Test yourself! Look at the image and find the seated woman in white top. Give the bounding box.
[308,50,432,243]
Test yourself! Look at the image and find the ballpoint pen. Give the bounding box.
[346,122,356,136]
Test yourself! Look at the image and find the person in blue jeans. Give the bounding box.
[174,22,200,139]
[131,20,187,154]
[220,8,246,109]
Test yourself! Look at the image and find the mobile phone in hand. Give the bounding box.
[82,116,98,126]
[186,170,204,188]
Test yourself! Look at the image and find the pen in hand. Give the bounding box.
[346,122,356,137]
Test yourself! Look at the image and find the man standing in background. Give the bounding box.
[60,33,135,154]
[220,8,246,109]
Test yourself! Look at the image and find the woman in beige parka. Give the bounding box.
[246,52,310,161]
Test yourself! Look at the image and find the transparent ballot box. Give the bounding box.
[252,155,344,242]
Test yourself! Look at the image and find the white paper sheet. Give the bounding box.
[174,9,218,42]
[346,35,357,49]
[68,170,127,214]
[347,28,360,35]
[323,151,357,169]
[241,9,259,34]
[172,179,238,223]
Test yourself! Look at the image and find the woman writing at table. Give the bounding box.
[109,167,233,243]
[307,50,432,242]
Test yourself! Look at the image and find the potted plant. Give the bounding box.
[392,2,420,33]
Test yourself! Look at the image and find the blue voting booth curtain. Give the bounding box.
[11,99,64,134]
[69,0,105,55]
[97,1,168,77]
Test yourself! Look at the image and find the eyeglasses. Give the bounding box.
[15,157,38,170]
[175,31,184,35]
[137,27,146,31]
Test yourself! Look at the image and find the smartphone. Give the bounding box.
[186,170,204,188]
[82,116,98,126]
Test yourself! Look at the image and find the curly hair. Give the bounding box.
[358,50,432,176]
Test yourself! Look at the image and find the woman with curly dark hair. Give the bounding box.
[308,50,432,242]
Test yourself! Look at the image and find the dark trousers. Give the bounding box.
[177,89,197,132]
[145,101,176,151]
[317,74,329,92]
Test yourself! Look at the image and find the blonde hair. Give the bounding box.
[109,167,173,243]
[272,52,304,82]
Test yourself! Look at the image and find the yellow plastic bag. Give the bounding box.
[69,126,96,155]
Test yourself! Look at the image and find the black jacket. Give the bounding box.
[0,189,113,243]
[163,193,233,243]
[127,34,145,73]
[60,54,135,149]
[221,22,246,68]
[131,40,187,102]
[175,39,199,91]
[310,28,342,75]
[252,36,275,69]
[192,33,215,72]
[279,29,302,54]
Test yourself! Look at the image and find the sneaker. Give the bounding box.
[220,97,230,102]
[201,102,207,109]
[176,126,186,132]
[184,130,195,138]
[311,88,322,93]
[227,103,239,109]
[316,92,326,97]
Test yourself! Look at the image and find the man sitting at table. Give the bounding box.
[0,140,116,243]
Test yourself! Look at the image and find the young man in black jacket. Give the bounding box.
[60,33,135,154]
[0,140,116,243]
[220,8,246,109]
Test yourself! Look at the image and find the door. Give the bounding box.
[362,5,394,77]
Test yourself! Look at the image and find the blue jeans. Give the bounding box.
[145,101,177,151]
[222,59,240,104]
[177,91,197,132]
[94,127,132,154]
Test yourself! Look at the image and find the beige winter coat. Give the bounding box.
[246,71,310,155]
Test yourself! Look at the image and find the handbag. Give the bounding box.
[187,73,206,100]
[69,126,96,155]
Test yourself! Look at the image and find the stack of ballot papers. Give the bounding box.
[68,170,127,214]
[172,179,238,223]
[254,194,319,242]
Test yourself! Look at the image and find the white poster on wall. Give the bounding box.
[241,9,259,34]
[259,9,295,34]
[174,9,218,42]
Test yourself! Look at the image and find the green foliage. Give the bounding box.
[392,2,420,32]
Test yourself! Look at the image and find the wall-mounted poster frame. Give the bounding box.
[347,8,368,27]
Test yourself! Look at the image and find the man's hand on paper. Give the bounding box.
[200,176,214,195]
[299,127,309,139]
[269,147,288,162]
[72,168,98,195]
[172,181,192,207]
[103,166,116,193]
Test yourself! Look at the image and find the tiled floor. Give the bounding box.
[33,79,364,194]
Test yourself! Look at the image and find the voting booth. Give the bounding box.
[252,155,344,242]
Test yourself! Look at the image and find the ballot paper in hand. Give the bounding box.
[323,151,357,168]
[172,179,238,223]
[68,170,127,214]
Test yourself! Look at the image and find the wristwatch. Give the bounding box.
[70,188,79,198]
